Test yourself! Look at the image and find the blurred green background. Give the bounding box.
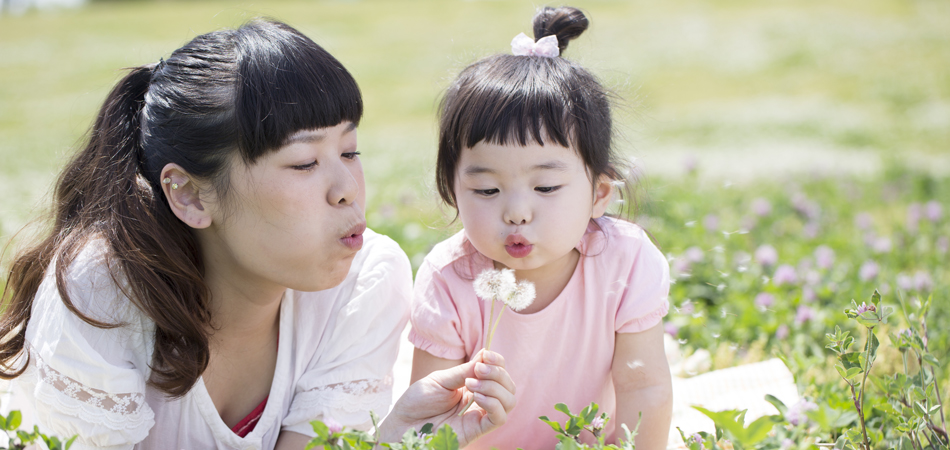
[1,0,949,268]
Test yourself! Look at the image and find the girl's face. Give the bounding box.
[454,141,612,277]
[200,122,366,294]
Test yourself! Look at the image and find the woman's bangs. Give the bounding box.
[234,21,363,161]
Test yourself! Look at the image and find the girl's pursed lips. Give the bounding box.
[505,234,530,246]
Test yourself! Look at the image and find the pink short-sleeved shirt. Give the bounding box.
[409,217,670,450]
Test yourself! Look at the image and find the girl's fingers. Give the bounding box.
[480,350,507,367]
[473,361,516,396]
[472,392,508,429]
[464,377,517,413]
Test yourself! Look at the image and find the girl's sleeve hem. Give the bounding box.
[616,299,669,334]
[407,329,466,361]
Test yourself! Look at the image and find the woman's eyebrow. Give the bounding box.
[284,131,327,146]
[283,123,356,146]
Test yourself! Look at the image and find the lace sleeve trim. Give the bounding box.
[287,376,393,426]
[33,353,155,431]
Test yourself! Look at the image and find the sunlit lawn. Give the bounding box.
[2,1,949,446]
[2,0,949,262]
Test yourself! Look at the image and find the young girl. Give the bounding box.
[409,7,673,449]
[0,19,513,449]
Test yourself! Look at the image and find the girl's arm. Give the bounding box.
[410,348,465,384]
[612,322,673,450]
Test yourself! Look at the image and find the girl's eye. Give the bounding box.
[474,188,499,196]
[291,161,318,171]
[535,186,561,193]
[342,151,361,160]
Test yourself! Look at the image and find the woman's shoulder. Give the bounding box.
[33,237,144,326]
[357,228,411,268]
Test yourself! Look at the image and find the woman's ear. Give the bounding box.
[590,175,615,219]
[161,163,213,229]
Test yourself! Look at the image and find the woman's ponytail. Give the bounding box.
[0,65,151,376]
[0,64,213,397]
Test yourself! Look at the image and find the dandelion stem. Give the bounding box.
[486,306,506,351]
[485,298,496,350]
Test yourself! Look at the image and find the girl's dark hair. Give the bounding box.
[0,19,362,397]
[436,6,632,212]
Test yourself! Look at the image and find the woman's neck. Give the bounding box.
[199,238,285,344]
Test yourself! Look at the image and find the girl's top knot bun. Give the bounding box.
[532,6,589,53]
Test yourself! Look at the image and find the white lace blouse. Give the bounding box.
[14,229,411,450]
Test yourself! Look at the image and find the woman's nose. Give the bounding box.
[327,164,360,206]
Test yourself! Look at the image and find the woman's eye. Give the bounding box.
[535,186,561,193]
[342,151,361,160]
[474,188,499,196]
[291,161,318,171]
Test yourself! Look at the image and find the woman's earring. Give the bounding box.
[162,177,179,190]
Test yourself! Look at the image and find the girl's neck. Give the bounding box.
[496,248,580,315]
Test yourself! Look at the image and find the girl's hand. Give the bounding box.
[379,350,516,447]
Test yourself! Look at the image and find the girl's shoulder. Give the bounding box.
[583,216,656,255]
[417,230,490,282]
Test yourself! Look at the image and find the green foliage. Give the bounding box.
[691,407,777,448]
[0,409,76,450]
[310,403,638,450]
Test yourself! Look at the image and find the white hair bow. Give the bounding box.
[510,33,559,58]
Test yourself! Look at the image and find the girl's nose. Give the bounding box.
[327,163,360,206]
[503,197,532,225]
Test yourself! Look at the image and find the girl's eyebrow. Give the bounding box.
[463,161,568,176]
[463,165,496,176]
[531,161,568,172]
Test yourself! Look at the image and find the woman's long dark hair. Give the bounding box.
[0,19,362,397]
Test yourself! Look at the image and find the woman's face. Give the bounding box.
[200,122,366,294]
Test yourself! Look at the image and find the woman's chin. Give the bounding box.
[287,260,354,293]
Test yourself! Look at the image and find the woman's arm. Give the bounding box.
[612,322,673,450]
[383,350,515,448]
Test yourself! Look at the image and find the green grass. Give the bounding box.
[1,0,949,262]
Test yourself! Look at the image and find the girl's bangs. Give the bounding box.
[458,57,575,151]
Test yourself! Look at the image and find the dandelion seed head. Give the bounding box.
[627,359,645,370]
[503,280,536,312]
[474,268,516,300]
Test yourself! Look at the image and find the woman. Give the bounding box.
[0,19,514,449]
